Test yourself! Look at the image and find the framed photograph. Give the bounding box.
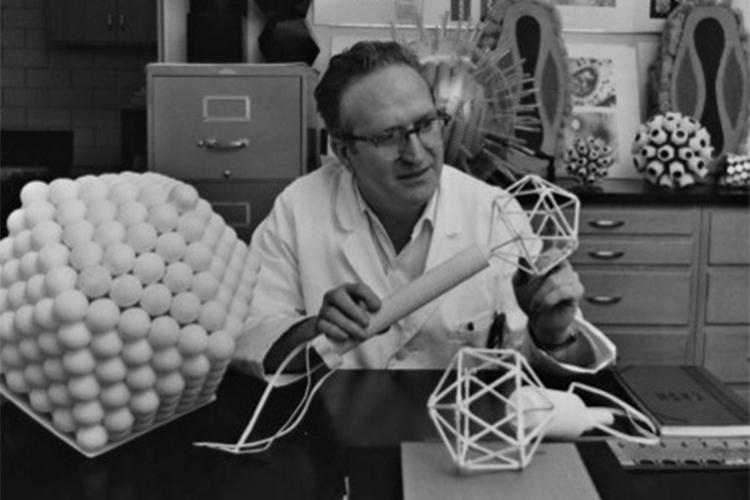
[550,0,634,33]
[561,43,641,179]
[632,0,683,32]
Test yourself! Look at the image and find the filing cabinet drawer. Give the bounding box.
[578,207,699,236]
[705,268,750,324]
[608,332,690,365]
[571,237,694,265]
[148,64,315,181]
[707,209,750,265]
[704,326,750,383]
[578,270,692,325]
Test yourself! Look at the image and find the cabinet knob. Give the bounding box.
[106,13,114,30]
[589,219,625,229]
[587,250,625,260]
[585,295,622,305]
[223,170,231,178]
[196,138,249,151]
[118,13,125,31]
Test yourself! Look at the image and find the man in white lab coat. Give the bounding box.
[234,41,615,382]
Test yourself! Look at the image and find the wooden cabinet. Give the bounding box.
[572,201,749,391]
[50,0,156,46]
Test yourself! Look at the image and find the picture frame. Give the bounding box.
[550,0,634,33]
[561,43,641,179]
[632,0,683,33]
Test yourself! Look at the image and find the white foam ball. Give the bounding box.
[68,374,101,401]
[216,286,233,306]
[155,232,186,263]
[140,283,172,316]
[191,271,219,302]
[47,382,72,407]
[0,311,18,342]
[1,344,24,369]
[148,316,181,349]
[58,322,93,350]
[63,348,97,376]
[151,347,182,373]
[208,258,226,279]
[70,241,103,271]
[121,338,153,365]
[54,198,87,225]
[8,281,27,310]
[102,243,135,276]
[77,177,109,202]
[178,323,208,356]
[126,364,156,392]
[37,331,63,357]
[73,402,105,428]
[24,200,55,226]
[229,299,248,321]
[77,265,112,299]
[25,274,47,304]
[93,220,126,248]
[12,229,32,257]
[5,369,30,394]
[0,238,13,264]
[42,358,67,383]
[54,289,88,323]
[110,274,143,308]
[29,388,53,413]
[2,259,21,287]
[117,307,151,341]
[223,315,243,339]
[137,183,167,207]
[117,201,148,227]
[109,181,139,204]
[125,222,158,255]
[100,382,130,409]
[183,242,212,272]
[6,209,27,235]
[163,261,193,294]
[0,288,7,313]
[37,242,70,273]
[177,213,205,243]
[14,303,37,337]
[33,297,58,331]
[89,329,123,358]
[170,292,201,325]
[30,220,62,250]
[62,219,95,248]
[198,301,227,332]
[194,199,213,222]
[48,178,79,204]
[20,181,50,206]
[147,203,179,234]
[85,298,120,333]
[95,357,127,385]
[132,252,165,285]
[23,363,47,386]
[19,251,38,279]
[52,408,76,433]
[86,199,117,224]
[168,183,199,213]
[44,265,78,297]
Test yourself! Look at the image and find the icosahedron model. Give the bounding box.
[427,348,555,472]
[490,175,580,276]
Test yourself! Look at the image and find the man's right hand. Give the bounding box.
[316,282,382,344]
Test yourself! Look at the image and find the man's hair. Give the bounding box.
[314,41,425,136]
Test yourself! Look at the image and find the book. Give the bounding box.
[614,365,750,438]
[401,442,601,500]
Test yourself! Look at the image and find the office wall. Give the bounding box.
[0,0,156,169]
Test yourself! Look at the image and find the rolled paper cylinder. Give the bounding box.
[311,244,491,368]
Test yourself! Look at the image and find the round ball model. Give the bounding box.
[632,112,713,188]
[564,136,614,186]
[719,153,750,188]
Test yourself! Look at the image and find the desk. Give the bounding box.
[1,369,748,500]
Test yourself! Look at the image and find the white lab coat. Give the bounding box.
[234,160,616,382]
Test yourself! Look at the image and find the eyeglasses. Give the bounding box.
[337,111,450,157]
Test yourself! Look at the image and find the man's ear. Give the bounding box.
[330,137,355,172]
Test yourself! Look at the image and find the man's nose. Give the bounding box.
[400,131,427,161]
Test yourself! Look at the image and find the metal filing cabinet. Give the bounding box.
[147,63,319,241]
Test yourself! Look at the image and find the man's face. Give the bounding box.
[333,64,444,221]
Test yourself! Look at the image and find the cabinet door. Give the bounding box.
[116,0,156,45]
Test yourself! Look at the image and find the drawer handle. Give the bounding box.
[589,219,624,229]
[587,250,624,260]
[197,138,249,150]
[585,295,622,305]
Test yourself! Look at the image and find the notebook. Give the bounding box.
[401,442,601,500]
[614,365,750,437]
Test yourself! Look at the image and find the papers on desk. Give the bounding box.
[401,442,601,500]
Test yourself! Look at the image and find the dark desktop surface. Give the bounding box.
[2,369,747,500]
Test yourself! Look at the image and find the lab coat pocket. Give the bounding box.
[448,310,496,348]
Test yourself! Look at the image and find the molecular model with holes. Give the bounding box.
[0,172,258,454]
[719,154,750,188]
[631,111,714,188]
[564,136,614,187]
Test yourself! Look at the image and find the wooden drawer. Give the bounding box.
[705,268,750,324]
[578,207,699,236]
[578,270,692,325]
[148,64,313,181]
[707,209,750,265]
[571,237,694,265]
[608,331,690,366]
[704,326,750,383]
